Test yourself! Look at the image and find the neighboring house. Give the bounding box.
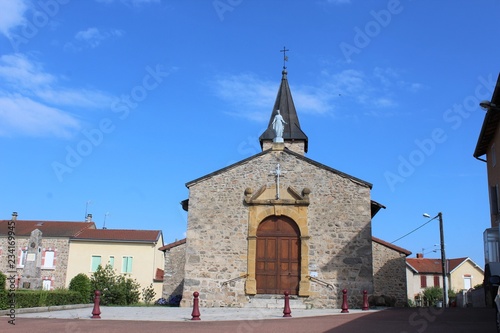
[159,238,186,301]
[473,73,500,306]
[372,236,412,307]
[0,212,95,290]
[406,254,484,302]
[0,213,165,299]
[66,228,165,299]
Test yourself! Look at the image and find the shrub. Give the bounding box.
[90,264,140,305]
[0,271,6,290]
[422,286,443,306]
[141,284,156,305]
[69,273,92,303]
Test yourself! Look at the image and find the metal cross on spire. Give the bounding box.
[280,46,289,69]
[270,163,287,199]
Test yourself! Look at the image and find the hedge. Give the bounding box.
[1,290,85,309]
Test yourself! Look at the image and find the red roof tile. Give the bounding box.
[406,257,471,274]
[407,258,443,273]
[73,229,162,243]
[372,236,412,256]
[0,220,95,237]
[159,238,186,251]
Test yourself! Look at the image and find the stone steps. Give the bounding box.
[244,295,308,309]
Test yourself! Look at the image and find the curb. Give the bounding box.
[0,303,93,316]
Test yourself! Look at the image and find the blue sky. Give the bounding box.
[1,0,499,268]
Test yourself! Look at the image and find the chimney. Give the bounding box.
[11,212,18,221]
[86,213,92,222]
[416,253,424,258]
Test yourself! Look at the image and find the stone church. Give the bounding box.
[161,67,409,309]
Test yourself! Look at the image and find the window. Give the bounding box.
[91,255,102,272]
[492,144,497,167]
[420,275,427,288]
[109,256,115,268]
[490,185,500,215]
[122,256,133,273]
[433,275,440,287]
[42,280,51,291]
[19,248,28,267]
[43,250,55,268]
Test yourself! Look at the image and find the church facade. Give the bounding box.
[174,68,394,308]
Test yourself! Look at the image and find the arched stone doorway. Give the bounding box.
[256,216,300,295]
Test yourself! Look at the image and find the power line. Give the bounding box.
[391,216,438,244]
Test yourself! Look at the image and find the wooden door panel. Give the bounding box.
[256,217,301,295]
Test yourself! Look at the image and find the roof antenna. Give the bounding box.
[85,200,92,220]
[280,46,289,70]
[103,212,109,229]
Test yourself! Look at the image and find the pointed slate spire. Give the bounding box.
[259,68,308,153]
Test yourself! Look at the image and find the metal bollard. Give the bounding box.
[283,290,292,317]
[362,290,369,311]
[91,290,101,319]
[191,291,201,320]
[341,289,349,313]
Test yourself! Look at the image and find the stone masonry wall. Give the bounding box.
[181,148,373,308]
[372,241,408,306]
[163,242,186,302]
[0,236,70,290]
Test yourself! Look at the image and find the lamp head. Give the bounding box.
[423,213,430,218]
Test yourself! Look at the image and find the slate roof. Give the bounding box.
[73,229,162,243]
[474,73,500,158]
[259,69,308,152]
[0,220,95,237]
[372,236,411,256]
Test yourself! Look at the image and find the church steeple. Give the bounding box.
[259,54,308,154]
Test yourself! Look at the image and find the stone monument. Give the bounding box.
[19,229,43,289]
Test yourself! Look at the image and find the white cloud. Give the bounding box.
[212,67,418,122]
[0,53,114,138]
[325,0,351,4]
[213,73,333,122]
[0,0,29,38]
[65,27,124,51]
[95,0,160,6]
[0,94,80,138]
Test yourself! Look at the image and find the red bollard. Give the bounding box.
[362,290,369,311]
[341,289,349,313]
[191,291,201,320]
[91,290,101,319]
[283,290,292,317]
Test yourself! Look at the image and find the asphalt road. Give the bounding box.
[2,307,496,333]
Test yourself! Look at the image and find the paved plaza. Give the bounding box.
[1,306,497,332]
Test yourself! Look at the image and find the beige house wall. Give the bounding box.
[448,261,484,292]
[66,240,164,299]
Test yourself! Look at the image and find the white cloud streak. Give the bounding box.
[0,54,114,138]
[0,0,29,38]
[212,68,421,122]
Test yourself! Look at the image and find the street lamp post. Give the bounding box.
[424,212,447,307]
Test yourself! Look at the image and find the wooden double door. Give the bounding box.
[255,216,300,295]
